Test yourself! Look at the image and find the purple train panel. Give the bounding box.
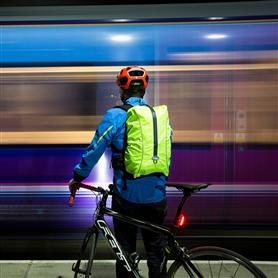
[0,144,277,183]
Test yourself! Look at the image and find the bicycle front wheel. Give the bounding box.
[73,227,99,278]
[167,246,266,278]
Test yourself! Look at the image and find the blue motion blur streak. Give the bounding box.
[2,22,277,65]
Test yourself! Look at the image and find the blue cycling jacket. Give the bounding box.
[74,97,168,204]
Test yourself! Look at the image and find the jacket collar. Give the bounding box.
[124,97,147,106]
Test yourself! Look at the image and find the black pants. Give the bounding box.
[112,194,167,278]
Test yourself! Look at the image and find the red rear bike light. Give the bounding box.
[177,213,187,228]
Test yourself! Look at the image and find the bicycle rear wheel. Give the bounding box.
[167,246,266,278]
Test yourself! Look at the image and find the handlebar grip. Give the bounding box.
[68,193,76,207]
[68,184,78,207]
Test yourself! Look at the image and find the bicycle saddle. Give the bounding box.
[166,183,211,194]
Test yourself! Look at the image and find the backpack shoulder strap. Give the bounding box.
[112,104,134,190]
[114,104,133,112]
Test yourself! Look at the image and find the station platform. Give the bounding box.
[0,260,277,278]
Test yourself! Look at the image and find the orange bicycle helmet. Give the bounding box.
[116,66,149,90]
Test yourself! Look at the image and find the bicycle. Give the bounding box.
[68,182,267,278]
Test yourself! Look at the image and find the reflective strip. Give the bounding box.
[96,125,113,144]
[147,106,159,163]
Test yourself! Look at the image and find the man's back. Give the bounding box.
[74,96,168,203]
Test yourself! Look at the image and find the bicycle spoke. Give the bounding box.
[193,261,202,275]
[208,260,213,278]
[232,263,240,278]
[217,260,223,278]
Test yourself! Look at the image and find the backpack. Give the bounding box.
[116,104,171,179]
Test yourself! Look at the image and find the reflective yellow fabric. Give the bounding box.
[125,105,171,178]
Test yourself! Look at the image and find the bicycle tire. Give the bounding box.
[167,246,267,278]
[73,227,98,278]
[85,231,98,278]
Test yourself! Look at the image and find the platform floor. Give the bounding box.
[0,260,277,278]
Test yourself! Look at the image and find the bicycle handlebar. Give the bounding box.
[68,182,108,207]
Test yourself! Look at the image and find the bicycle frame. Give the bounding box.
[94,216,141,278]
[72,186,204,278]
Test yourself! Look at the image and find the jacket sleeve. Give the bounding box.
[73,109,118,181]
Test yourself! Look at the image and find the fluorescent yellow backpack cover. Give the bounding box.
[124,105,171,178]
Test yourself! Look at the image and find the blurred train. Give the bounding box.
[0,13,277,259]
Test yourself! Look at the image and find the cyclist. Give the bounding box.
[69,66,171,278]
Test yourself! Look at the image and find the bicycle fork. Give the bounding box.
[72,225,99,278]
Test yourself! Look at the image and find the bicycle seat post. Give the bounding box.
[172,190,191,235]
